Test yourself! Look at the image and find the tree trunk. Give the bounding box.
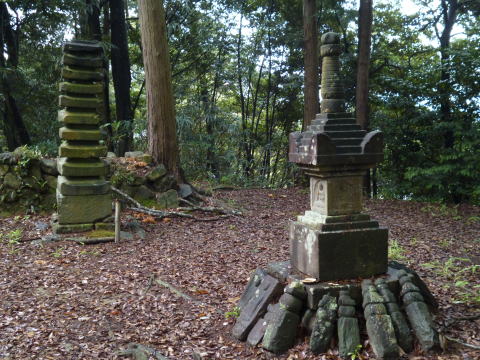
[110,0,133,155]
[0,3,30,150]
[438,0,458,149]
[85,0,102,40]
[303,0,319,129]
[356,0,373,198]
[138,0,181,179]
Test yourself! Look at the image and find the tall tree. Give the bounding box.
[356,0,373,131]
[0,2,31,150]
[356,0,373,196]
[138,0,181,178]
[303,0,319,128]
[436,0,459,149]
[110,0,133,155]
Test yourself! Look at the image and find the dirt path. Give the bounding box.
[0,188,478,359]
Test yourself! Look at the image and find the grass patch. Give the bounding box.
[388,239,407,262]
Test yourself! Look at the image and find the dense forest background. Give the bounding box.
[0,0,479,204]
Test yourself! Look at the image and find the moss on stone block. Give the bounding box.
[56,191,112,224]
[59,127,102,141]
[58,110,100,125]
[61,66,103,81]
[59,95,102,110]
[57,158,107,177]
[59,142,107,159]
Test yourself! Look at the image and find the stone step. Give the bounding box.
[57,176,110,196]
[325,130,366,138]
[314,112,353,119]
[59,142,107,159]
[58,110,100,125]
[62,53,104,68]
[335,145,362,154]
[324,124,361,131]
[311,118,356,126]
[59,95,102,109]
[59,82,103,95]
[61,66,103,82]
[57,158,107,177]
[332,138,363,146]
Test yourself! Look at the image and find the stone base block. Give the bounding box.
[57,176,110,195]
[290,221,388,281]
[53,222,94,234]
[56,191,112,224]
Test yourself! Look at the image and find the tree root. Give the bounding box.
[112,186,241,221]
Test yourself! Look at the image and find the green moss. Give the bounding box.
[138,198,161,210]
[84,229,115,238]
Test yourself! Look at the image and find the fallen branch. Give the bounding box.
[445,335,480,350]
[118,343,169,360]
[155,278,199,303]
[112,186,241,221]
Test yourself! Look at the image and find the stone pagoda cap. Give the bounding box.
[289,32,383,171]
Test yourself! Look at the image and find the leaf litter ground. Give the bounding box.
[0,188,479,359]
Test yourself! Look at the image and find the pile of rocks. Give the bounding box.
[0,150,193,213]
[0,150,57,210]
[232,263,440,358]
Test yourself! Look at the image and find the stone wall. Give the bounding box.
[0,149,58,212]
[0,149,187,213]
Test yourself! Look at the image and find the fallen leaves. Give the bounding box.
[0,188,478,359]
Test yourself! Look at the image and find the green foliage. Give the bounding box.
[1,229,23,254]
[421,257,480,305]
[224,306,240,319]
[388,239,407,262]
[347,344,364,360]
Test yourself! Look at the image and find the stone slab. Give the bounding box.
[64,40,103,53]
[338,317,361,358]
[56,191,111,224]
[61,66,103,82]
[238,268,266,310]
[265,261,292,282]
[290,221,388,281]
[262,309,300,354]
[365,313,399,359]
[59,95,102,110]
[232,274,283,341]
[57,158,107,177]
[59,143,107,159]
[57,176,110,196]
[58,110,100,125]
[310,295,337,354]
[53,222,94,234]
[59,127,102,141]
[59,82,103,95]
[62,53,103,68]
[246,317,269,346]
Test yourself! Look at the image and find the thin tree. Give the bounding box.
[138,0,181,179]
[110,0,133,155]
[356,0,373,197]
[303,0,319,128]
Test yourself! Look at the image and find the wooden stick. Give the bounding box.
[445,335,480,350]
[115,200,121,243]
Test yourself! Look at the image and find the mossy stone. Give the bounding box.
[59,127,102,141]
[56,191,112,224]
[61,66,103,81]
[58,110,100,125]
[59,95,102,110]
[59,142,107,159]
[155,189,178,209]
[57,158,107,177]
[0,164,8,176]
[4,172,22,189]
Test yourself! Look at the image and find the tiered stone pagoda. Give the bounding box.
[288,32,386,281]
[55,40,111,233]
[232,33,440,358]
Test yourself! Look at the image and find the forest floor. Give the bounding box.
[0,187,479,360]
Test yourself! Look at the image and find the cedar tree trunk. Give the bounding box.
[138,0,181,178]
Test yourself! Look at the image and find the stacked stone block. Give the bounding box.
[56,40,111,232]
